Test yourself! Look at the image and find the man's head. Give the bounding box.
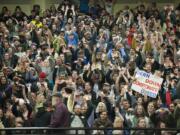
[4,53,10,60]
[35,15,40,21]
[0,108,3,119]
[74,104,81,115]
[67,17,73,24]
[137,117,146,128]
[100,111,108,121]
[72,70,78,80]
[85,82,92,92]
[144,63,152,73]
[52,92,63,106]
[169,103,175,112]
[122,99,130,111]
[15,117,24,127]
[103,83,110,91]
[56,57,63,65]
[0,76,7,84]
[81,104,88,114]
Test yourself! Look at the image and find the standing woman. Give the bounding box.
[0,76,12,108]
[39,58,55,90]
[95,102,107,118]
[131,105,150,128]
[147,102,156,116]
[93,111,112,134]
[146,102,156,128]
[133,117,149,135]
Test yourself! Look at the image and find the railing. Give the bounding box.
[0,127,179,135]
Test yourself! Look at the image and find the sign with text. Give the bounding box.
[131,70,163,98]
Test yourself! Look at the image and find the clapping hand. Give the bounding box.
[66,5,69,11]
[177,103,180,108]
[61,5,65,11]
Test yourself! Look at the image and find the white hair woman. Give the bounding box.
[95,102,107,118]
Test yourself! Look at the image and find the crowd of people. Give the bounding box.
[0,0,180,134]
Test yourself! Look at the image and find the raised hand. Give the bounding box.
[61,5,65,11]
[71,5,75,10]
[66,5,69,11]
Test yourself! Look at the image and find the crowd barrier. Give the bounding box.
[0,127,179,135]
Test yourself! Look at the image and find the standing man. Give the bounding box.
[49,92,69,132]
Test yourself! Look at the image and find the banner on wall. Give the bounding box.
[131,70,163,98]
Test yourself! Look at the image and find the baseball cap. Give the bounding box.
[39,72,46,79]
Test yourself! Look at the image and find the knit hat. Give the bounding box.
[39,72,46,79]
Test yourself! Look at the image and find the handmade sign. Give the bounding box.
[131,70,163,98]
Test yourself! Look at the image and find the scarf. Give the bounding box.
[166,90,172,106]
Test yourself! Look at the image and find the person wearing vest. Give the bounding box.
[69,104,86,134]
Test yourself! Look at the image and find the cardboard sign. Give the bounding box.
[131,70,163,98]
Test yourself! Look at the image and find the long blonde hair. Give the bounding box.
[96,102,107,113]
[113,117,124,128]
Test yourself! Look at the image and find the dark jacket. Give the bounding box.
[93,118,112,128]
[49,101,69,127]
[93,118,113,134]
[34,107,51,127]
[133,130,150,135]
[174,106,180,128]
[176,80,180,99]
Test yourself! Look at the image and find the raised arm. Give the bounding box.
[141,19,148,39]
[159,45,164,65]
[63,5,69,25]
[71,5,76,25]
[173,41,177,64]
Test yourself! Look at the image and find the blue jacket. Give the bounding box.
[65,32,79,47]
